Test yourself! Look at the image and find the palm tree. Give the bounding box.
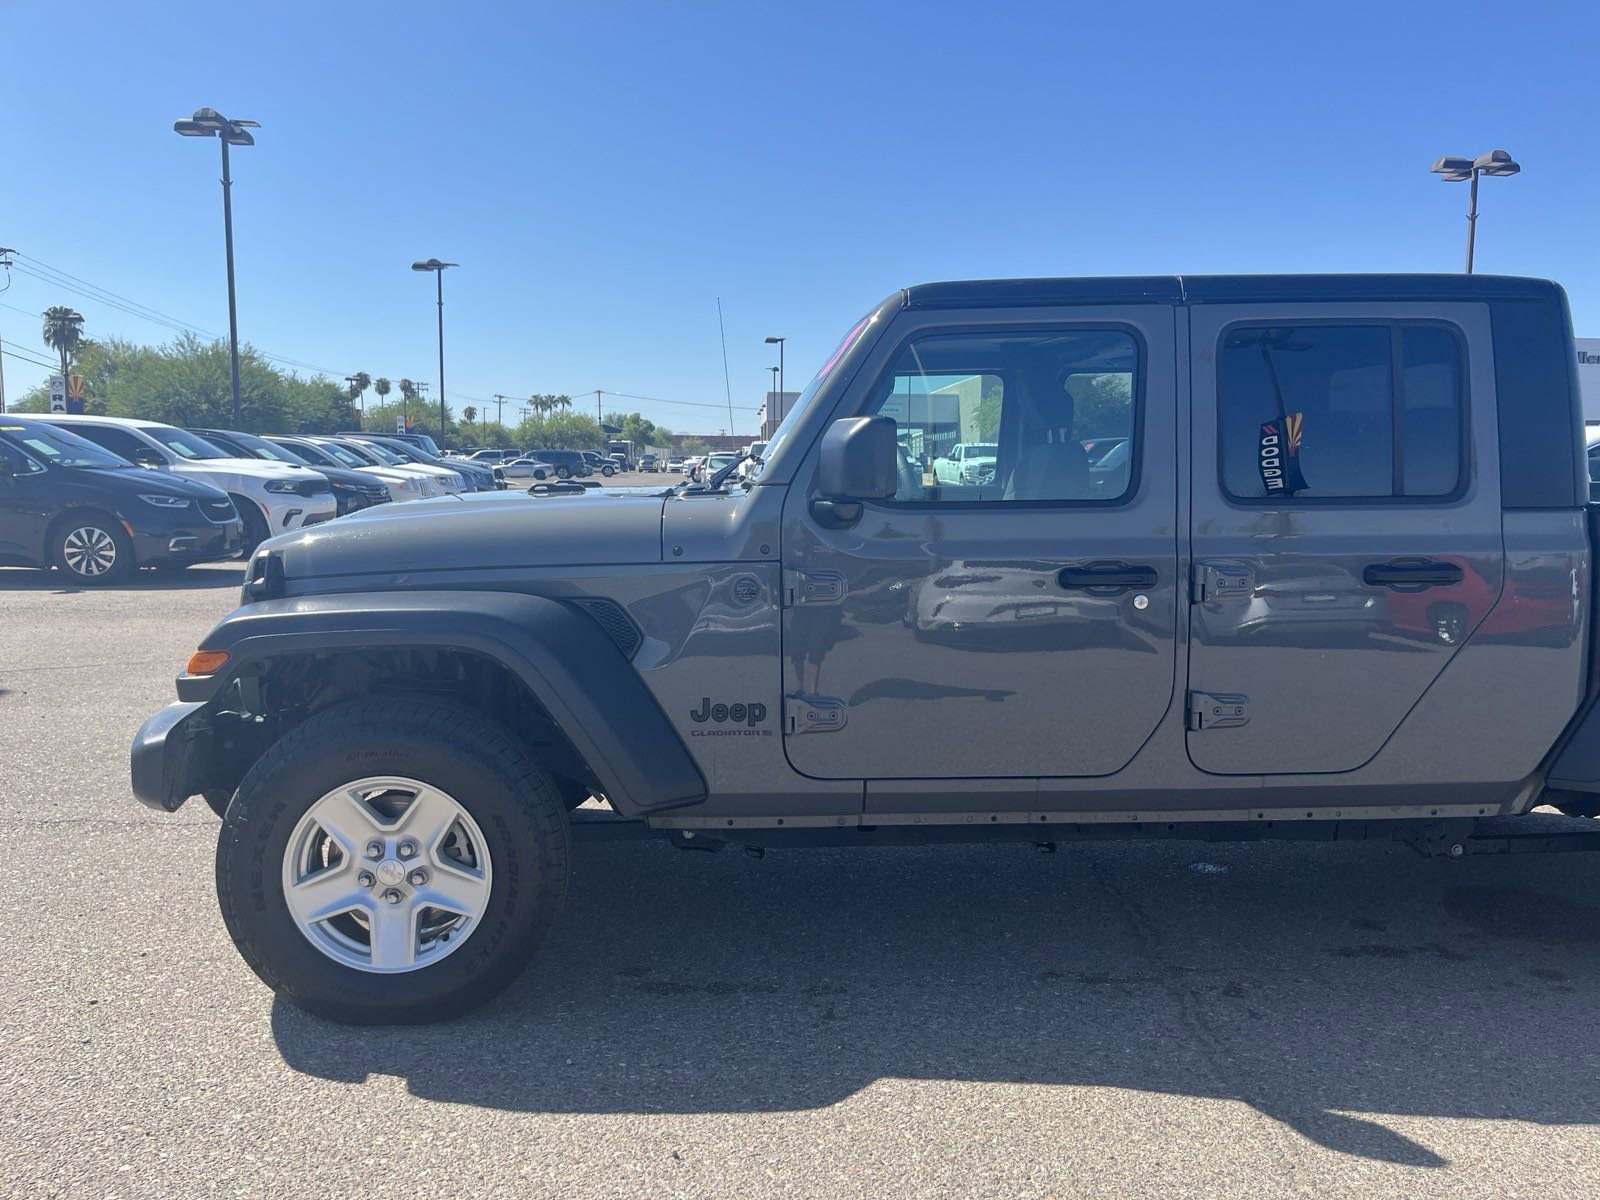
[351,371,372,412]
[41,306,85,406]
[372,376,392,418]
[462,405,477,432]
[553,394,572,414]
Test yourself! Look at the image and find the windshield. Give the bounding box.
[271,440,323,465]
[227,431,302,463]
[0,421,131,469]
[407,434,441,456]
[321,440,379,467]
[149,427,232,460]
[759,310,879,467]
[353,440,406,465]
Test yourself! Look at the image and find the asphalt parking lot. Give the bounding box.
[4,564,1600,1199]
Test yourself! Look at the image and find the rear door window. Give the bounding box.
[1218,323,1464,501]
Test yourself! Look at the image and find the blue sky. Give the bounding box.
[1,0,1595,435]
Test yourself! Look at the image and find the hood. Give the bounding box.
[81,465,229,499]
[263,486,669,581]
[180,457,309,481]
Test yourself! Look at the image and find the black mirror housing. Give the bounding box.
[817,416,898,500]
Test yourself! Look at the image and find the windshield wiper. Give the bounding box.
[708,451,758,490]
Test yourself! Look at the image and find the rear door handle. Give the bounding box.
[1057,561,1158,592]
[1362,558,1463,591]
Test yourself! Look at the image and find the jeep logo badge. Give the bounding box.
[689,697,772,737]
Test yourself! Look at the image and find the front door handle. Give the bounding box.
[1058,561,1158,592]
[1362,558,1463,591]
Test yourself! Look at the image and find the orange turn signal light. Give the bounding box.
[185,649,230,676]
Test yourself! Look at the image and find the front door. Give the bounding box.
[0,439,53,560]
[1186,302,1504,774]
[781,307,1178,780]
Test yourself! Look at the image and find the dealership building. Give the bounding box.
[1581,338,1600,422]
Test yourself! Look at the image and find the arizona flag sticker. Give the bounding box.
[1258,412,1307,495]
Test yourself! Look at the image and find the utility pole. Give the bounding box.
[0,249,13,414]
[493,394,511,428]
[596,390,603,424]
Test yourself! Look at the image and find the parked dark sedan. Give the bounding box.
[0,416,241,584]
[189,428,392,517]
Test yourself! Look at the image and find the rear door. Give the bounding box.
[781,305,1178,781]
[1186,302,1503,774]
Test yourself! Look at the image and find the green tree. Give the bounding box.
[41,306,85,405]
[350,370,371,413]
[372,376,392,423]
[1066,373,1133,438]
[461,405,477,435]
[514,411,603,449]
[10,332,355,433]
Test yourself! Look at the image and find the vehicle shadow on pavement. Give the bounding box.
[0,565,245,591]
[271,837,1600,1167]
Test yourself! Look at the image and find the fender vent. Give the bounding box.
[569,597,642,659]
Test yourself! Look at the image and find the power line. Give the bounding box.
[7,253,356,380]
[599,389,760,412]
[2,345,62,371]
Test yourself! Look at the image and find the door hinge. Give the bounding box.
[783,569,847,607]
[1187,691,1250,731]
[1191,561,1253,605]
[785,696,848,734]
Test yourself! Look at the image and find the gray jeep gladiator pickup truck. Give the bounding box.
[132,274,1597,1023]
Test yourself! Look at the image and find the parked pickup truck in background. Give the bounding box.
[131,273,1594,1024]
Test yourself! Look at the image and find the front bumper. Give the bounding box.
[131,701,211,812]
[130,520,242,565]
[266,496,338,532]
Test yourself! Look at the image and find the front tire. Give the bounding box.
[601,465,615,477]
[232,495,270,556]
[555,466,571,479]
[215,698,571,1024]
[51,513,134,585]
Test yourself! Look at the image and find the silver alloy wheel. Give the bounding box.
[281,776,493,973]
[61,525,119,577]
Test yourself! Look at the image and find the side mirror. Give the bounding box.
[817,416,898,500]
[129,448,164,468]
[812,416,898,529]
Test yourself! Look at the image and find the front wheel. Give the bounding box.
[601,465,615,477]
[52,513,134,585]
[215,698,571,1024]
[555,466,571,479]
[232,495,270,556]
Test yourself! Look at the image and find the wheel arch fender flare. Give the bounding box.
[180,589,706,815]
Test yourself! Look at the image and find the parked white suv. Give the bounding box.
[35,415,336,551]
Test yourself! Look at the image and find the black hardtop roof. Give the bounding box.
[903,274,1563,310]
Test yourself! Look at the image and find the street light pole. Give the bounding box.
[219,136,242,423]
[174,109,258,425]
[764,336,785,407]
[1430,149,1520,274]
[412,259,457,442]
[769,366,780,423]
